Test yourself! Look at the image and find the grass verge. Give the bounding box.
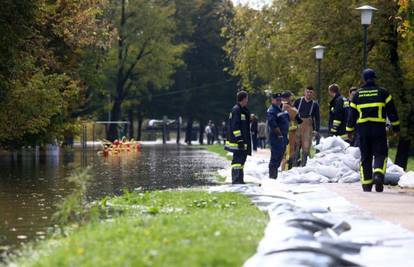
[6,190,267,267]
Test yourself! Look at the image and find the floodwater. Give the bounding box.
[0,144,226,258]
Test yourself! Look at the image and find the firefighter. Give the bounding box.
[294,86,320,166]
[224,90,252,184]
[267,93,290,179]
[348,86,359,147]
[328,84,349,140]
[280,91,302,170]
[346,69,400,192]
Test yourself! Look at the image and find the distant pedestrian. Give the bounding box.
[205,121,213,145]
[257,120,267,149]
[328,84,349,140]
[224,91,251,184]
[347,69,400,192]
[267,92,289,179]
[221,121,227,144]
[250,114,258,152]
[294,86,320,166]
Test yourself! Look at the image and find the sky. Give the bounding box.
[231,0,272,10]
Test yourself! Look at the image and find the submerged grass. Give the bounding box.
[6,190,267,267]
[201,144,232,161]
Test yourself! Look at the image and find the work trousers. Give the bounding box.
[269,138,287,179]
[231,151,248,184]
[359,124,388,185]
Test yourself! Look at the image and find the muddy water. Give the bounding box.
[0,144,226,257]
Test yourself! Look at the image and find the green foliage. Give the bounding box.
[52,169,99,235]
[8,191,268,267]
[0,0,112,148]
[223,1,414,133]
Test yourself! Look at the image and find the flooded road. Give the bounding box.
[0,144,226,256]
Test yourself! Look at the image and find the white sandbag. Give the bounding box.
[316,165,338,179]
[338,172,360,183]
[345,146,361,159]
[398,171,414,188]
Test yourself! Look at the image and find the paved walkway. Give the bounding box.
[253,148,414,232]
[323,183,414,231]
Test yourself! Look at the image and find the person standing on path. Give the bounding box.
[257,120,267,149]
[346,69,400,192]
[348,86,359,147]
[267,93,289,179]
[224,91,252,184]
[294,86,320,166]
[250,114,258,152]
[280,91,302,170]
[328,84,349,140]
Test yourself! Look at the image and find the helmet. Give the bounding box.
[362,68,376,82]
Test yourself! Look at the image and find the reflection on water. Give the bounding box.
[0,144,226,257]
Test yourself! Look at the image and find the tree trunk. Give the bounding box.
[128,109,134,138]
[107,99,122,141]
[137,114,143,141]
[199,121,205,145]
[185,117,193,145]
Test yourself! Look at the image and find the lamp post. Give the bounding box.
[356,5,377,70]
[312,45,325,105]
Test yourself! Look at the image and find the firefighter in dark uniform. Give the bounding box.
[267,93,290,179]
[346,69,400,192]
[328,84,349,140]
[224,91,252,184]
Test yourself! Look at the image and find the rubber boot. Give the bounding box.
[269,165,278,179]
[374,172,384,192]
[239,169,245,184]
[362,183,373,192]
[231,168,239,184]
[301,151,308,167]
[232,169,244,184]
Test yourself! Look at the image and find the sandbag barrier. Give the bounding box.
[209,184,414,267]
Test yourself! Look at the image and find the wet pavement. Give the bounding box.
[0,144,226,257]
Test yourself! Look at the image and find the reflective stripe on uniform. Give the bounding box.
[385,95,392,104]
[374,158,387,174]
[241,114,246,120]
[333,120,341,126]
[346,126,354,132]
[231,164,242,169]
[391,121,400,126]
[340,134,348,140]
[360,165,373,185]
[356,102,386,124]
[350,102,357,109]
[233,130,241,137]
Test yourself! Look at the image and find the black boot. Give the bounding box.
[374,172,384,192]
[239,169,245,184]
[232,169,244,184]
[231,169,239,184]
[362,183,373,192]
[269,166,278,179]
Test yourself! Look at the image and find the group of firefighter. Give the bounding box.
[225,68,400,192]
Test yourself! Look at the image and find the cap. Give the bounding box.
[281,91,292,98]
[362,68,376,81]
[271,92,282,99]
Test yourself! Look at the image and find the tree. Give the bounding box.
[0,0,112,149]
[105,0,185,140]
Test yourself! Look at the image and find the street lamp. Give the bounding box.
[356,5,377,69]
[312,45,325,105]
